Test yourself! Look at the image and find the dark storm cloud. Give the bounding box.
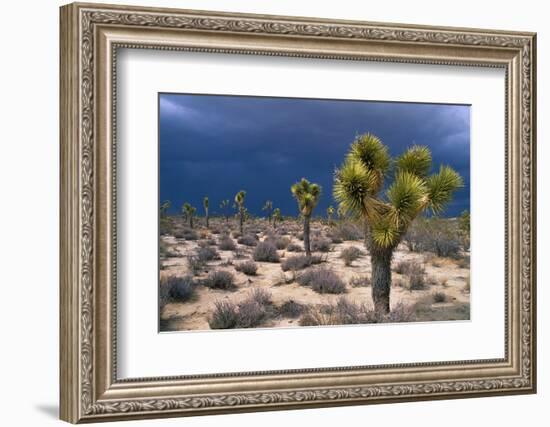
[159,93,470,218]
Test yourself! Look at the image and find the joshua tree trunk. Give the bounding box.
[189,216,194,229]
[370,246,393,314]
[205,209,209,228]
[239,211,244,234]
[303,215,311,257]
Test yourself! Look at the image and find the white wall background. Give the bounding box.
[0,0,545,426]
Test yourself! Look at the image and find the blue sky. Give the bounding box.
[159,93,470,218]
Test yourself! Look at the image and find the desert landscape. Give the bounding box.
[158,95,471,332]
[159,213,470,331]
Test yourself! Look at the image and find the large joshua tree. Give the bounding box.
[203,196,209,228]
[291,178,322,257]
[182,202,196,229]
[333,133,463,314]
[234,190,246,234]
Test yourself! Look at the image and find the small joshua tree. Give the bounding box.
[160,200,171,218]
[291,178,322,257]
[326,205,335,225]
[234,190,246,234]
[182,202,196,229]
[333,133,462,314]
[219,199,230,223]
[203,196,209,228]
[262,200,273,225]
[273,208,282,228]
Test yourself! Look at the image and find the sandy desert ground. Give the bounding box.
[159,217,470,332]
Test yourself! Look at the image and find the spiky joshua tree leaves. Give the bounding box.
[203,196,209,228]
[333,133,463,314]
[291,178,322,257]
[182,202,196,229]
[234,190,246,234]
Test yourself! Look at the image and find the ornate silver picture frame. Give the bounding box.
[60,2,536,423]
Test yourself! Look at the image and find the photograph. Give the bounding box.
[158,94,471,332]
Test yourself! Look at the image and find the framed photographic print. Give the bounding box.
[60,2,537,423]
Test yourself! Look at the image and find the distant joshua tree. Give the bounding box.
[291,178,322,257]
[273,208,282,228]
[262,200,274,225]
[203,196,209,228]
[234,190,246,234]
[219,199,230,223]
[160,200,171,218]
[182,202,196,229]
[333,133,462,314]
[459,210,470,235]
[326,205,335,225]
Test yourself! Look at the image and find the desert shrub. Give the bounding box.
[456,256,470,269]
[272,236,290,249]
[160,241,179,258]
[232,247,247,259]
[209,300,239,329]
[218,236,236,251]
[404,218,461,258]
[160,218,174,236]
[196,245,220,262]
[278,300,305,318]
[299,298,415,326]
[432,237,461,258]
[249,287,272,306]
[209,289,272,329]
[409,271,426,290]
[173,230,185,239]
[394,260,425,276]
[182,228,198,241]
[238,234,258,247]
[253,241,280,262]
[296,232,304,240]
[231,231,242,239]
[187,256,205,276]
[349,275,371,287]
[311,237,332,252]
[286,243,303,252]
[203,270,235,290]
[235,260,258,275]
[281,254,322,272]
[297,267,346,294]
[166,275,195,301]
[331,222,363,241]
[159,275,195,312]
[329,235,344,244]
[432,291,447,303]
[210,226,221,235]
[235,300,266,328]
[339,246,364,266]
